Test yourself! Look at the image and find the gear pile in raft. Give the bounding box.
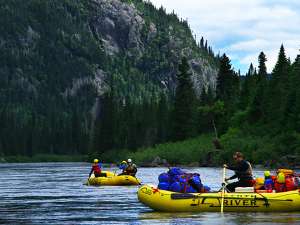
[157,167,211,193]
[156,167,300,193]
[254,169,300,193]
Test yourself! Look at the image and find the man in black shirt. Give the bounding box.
[224,152,254,192]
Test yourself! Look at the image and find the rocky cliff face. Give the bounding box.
[89,0,218,97]
[90,0,145,56]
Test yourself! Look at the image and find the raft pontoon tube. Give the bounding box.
[87,171,141,186]
[138,184,300,212]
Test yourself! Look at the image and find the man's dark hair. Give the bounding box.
[234,152,244,158]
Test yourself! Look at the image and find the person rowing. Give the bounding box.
[118,159,137,177]
[224,152,254,192]
[89,159,107,178]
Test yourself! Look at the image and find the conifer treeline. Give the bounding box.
[1,0,299,162]
[0,0,218,158]
[173,45,300,162]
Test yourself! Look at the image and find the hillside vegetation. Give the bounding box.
[0,0,218,158]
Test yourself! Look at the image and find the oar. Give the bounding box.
[84,176,91,186]
[135,176,142,185]
[220,166,226,213]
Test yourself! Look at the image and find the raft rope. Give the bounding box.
[255,192,270,207]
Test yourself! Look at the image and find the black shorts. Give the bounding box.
[95,173,107,177]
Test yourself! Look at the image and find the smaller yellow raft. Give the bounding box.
[87,171,141,186]
[138,184,300,212]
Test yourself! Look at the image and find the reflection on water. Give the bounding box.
[0,163,299,224]
[139,211,300,225]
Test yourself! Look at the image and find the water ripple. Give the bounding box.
[0,163,299,224]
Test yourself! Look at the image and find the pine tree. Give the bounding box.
[216,54,239,105]
[258,51,267,81]
[272,45,289,85]
[204,40,208,52]
[216,54,239,132]
[267,45,290,124]
[248,52,268,122]
[284,54,300,130]
[239,64,253,109]
[172,57,197,141]
[200,37,204,49]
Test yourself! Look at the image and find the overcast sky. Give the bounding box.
[149,0,300,74]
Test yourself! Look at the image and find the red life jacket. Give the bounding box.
[92,164,101,175]
[285,176,297,191]
[274,175,297,192]
[274,182,286,192]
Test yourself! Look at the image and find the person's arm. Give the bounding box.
[226,174,237,181]
[226,164,242,171]
[132,165,137,174]
[89,168,93,178]
[226,161,248,172]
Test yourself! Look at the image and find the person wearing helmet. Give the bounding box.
[118,159,137,176]
[224,152,254,192]
[118,160,127,171]
[89,159,106,178]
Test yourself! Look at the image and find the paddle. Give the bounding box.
[220,166,226,213]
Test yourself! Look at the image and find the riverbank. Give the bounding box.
[101,133,300,169]
[1,154,87,163]
[1,133,299,169]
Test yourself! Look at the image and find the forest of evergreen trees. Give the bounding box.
[0,0,299,164]
[181,45,300,164]
[0,0,217,159]
[100,46,300,165]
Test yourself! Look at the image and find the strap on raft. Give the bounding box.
[170,193,294,202]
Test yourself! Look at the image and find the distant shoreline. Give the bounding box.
[1,159,299,170]
[0,154,87,163]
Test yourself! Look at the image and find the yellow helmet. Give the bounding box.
[121,160,127,164]
[277,172,285,184]
[93,159,99,163]
[264,171,271,177]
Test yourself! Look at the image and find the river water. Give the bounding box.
[0,163,299,224]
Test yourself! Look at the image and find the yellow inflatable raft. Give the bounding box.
[87,171,141,186]
[138,184,300,212]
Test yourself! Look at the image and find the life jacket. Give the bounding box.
[285,176,297,191]
[254,177,264,190]
[125,163,137,175]
[118,162,127,170]
[274,182,286,192]
[92,163,101,175]
[235,160,253,180]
